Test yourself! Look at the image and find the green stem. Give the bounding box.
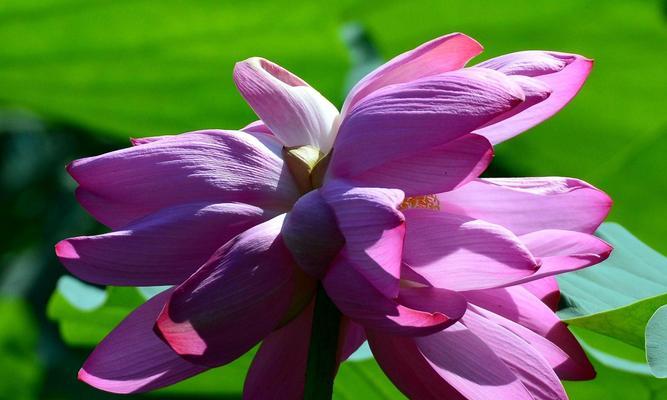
[304,284,342,400]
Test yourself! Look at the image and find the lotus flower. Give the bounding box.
[56,33,612,399]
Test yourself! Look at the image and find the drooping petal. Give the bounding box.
[155,215,296,367]
[320,180,405,298]
[461,307,568,400]
[463,286,594,379]
[343,33,483,115]
[516,229,612,283]
[330,68,525,182]
[234,58,340,153]
[368,333,466,400]
[78,289,207,394]
[437,177,612,235]
[414,322,534,399]
[474,51,593,144]
[347,133,494,197]
[56,202,271,286]
[323,253,466,336]
[69,130,298,229]
[403,209,538,291]
[281,190,344,279]
[521,276,560,311]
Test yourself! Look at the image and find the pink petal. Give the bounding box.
[521,277,560,311]
[56,202,271,286]
[415,322,533,399]
[244,304,313,400]
[437,177,612,235]
[155,215,296,367]
[330,68,525,183]
[515,229,612,283]
[349,133,494,197]
[464,286,594,379]
[323,253,466,336]
[473,51,593,144]
[461,307,568,400]
[234,58,339,152]
[343,33,483,115]
[69,130,298,229]
[281,190,344,279]
[403,209,538,291]
[320,180,405,298]
[241,120,273,135]
[367,333,466,399]
[79,289,207,394]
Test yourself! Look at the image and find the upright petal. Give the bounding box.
[343,33,483,115]
[464,286,594,379]
[474,51,593,144]
[56,202,271,286]
[155,215,296,367]
[330,68,524,182]
[323,253,466,336]
[69,130,298,229]
[347,133,494,197]
[320,180,405,298]
[437,177,612,235]
[403,209,538,291]
[234,58,339,152]
[79,289,207,394]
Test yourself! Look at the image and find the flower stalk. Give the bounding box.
[304,284,341,400]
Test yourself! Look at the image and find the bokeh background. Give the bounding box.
[1,0,666,399]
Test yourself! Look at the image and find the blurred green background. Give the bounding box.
[1,0,665,398]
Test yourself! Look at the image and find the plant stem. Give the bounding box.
[304,284,341,400]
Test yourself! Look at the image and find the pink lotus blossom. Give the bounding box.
[56,33,612,399]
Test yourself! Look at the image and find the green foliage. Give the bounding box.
[646,306,667,378]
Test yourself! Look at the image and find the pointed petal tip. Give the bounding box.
[55,239,77,259]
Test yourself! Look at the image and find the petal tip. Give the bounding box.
[55,239,78,259]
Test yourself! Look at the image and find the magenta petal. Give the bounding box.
[516,229,612,283]
[437,177,612,235]
[155,215,295,367]
[330,68,524,182]
[69,130,298,229]
[323,254,466,336]
[474,51,593,144]
[464,286,594,379]
[368,333,466,400]
[415,322,533,399]
[282,190,344,279]
[350,133,494,197]
[343,33,483,115]
[403,209,537,291]
[461,307,568,400]
[234,58,339,152]
[56,202,271,286]
[241,120,273,135]
[79,289,207,394]
[521,277,561,311]
[320,180,405,298]
[243,305,313,400]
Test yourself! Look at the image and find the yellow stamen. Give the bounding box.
[399,194,441,211]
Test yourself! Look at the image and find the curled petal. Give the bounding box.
[155,215,296,367]
[330,68,525,183]
[234,58,339,153]
[79,289,207,394]
[403,209,538,291]
[343,33,483,114]
[321,180,405,298]
[323,253,466,336]
[474,51,593,144]
[521,277,560,311]
[56,202,271,286]
[69,130,297,229]
[437,177,612,235]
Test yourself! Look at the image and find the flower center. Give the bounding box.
[399,194,441,211]
[282,145,330,194]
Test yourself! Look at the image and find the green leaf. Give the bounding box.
[334,358,405,399]
[646,305,667,378]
